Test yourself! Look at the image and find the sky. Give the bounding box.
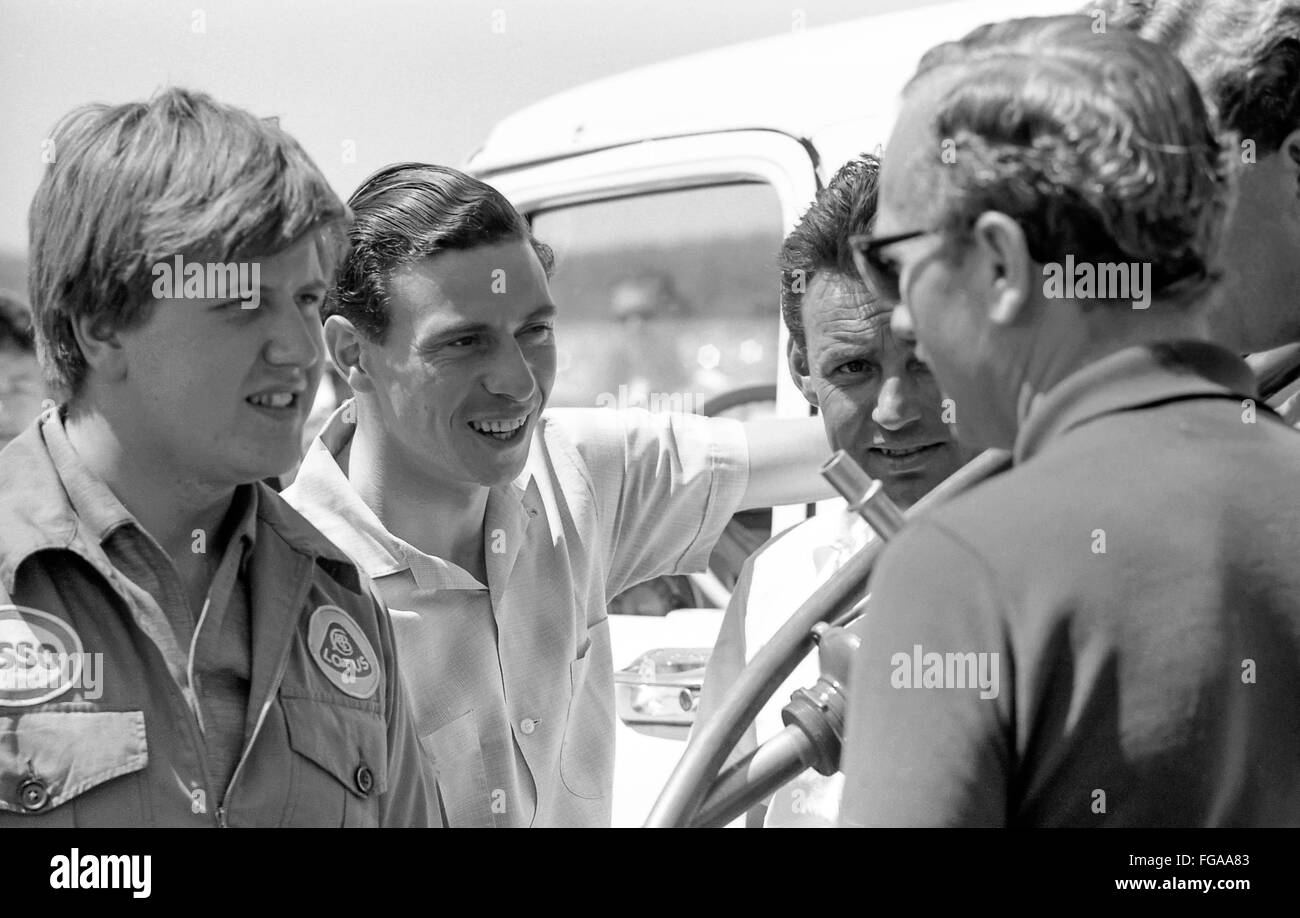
[0,0,950,260]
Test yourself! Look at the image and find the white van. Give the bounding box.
[469,0,1081,826]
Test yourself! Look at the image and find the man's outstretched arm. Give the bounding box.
[738,417,836,510]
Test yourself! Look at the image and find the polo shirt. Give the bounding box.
[284,403,749,826]
[839,341,1300,826]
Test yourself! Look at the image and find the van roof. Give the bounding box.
[469,0,1081,175]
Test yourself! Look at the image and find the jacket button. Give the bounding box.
[354,764,374,796]
[519,717,537,735]
[19,778,49,812]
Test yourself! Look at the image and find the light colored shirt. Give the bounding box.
[698,497,871,826]
[283,403,749,827]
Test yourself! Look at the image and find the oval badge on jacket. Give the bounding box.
[0,605,85,707]
[308,605,379,700]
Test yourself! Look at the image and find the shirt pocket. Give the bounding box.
[282,696,388,828]
[559,619,614,802]
[420,709,493,827]
[0,710,148,826]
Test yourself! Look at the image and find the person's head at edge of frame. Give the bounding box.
[782,153,973,509]
[28,86,347,487]
[1083,0,1300,354]
[322,163,557,492]
[867,13,1234,453]
[0,292,44,449]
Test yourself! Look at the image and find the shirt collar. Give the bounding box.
[288,399,537,589]
[1014,341,1260,464]
[43,408,261,556]
[43,408,258,555]
[42,409,135,544]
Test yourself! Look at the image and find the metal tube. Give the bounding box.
[690,726,816,828]
[820,450,906,540]
[645,447,1014,828]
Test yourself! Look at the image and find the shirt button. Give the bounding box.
[519,717,537,735]
[19,778,49,812]
[353,764,374,796]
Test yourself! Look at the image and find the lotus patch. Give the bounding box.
[307,605,379,699]
[0,605,85,706]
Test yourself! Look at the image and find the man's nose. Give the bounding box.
[264,300,323,371]
[890,302,932,366]
[872,373,922,431]
[890,302,916,345]
[483,339,538,403]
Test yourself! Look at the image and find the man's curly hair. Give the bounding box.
[779,154,880,348]
[904,14,1235,306]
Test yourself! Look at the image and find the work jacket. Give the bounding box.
[0,412,441,826]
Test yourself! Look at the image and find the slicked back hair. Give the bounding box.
[780,154,881,349]
[327,163,555,343]
[905,14,1234,308]
[29,87,347,400]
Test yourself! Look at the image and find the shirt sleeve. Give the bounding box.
[545,407,750,600]
[838,518,1013,827]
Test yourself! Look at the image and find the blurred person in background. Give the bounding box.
[0,293,45,449]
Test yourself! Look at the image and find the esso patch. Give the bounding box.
[0,605,84,706]
[307,606,379,700]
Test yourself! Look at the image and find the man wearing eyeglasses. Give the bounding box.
[838,15,1300,826]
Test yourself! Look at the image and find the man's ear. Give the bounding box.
[1282,127,1300,203]
[70,313,127,384]
[324,315,375,394]
[970,211,1033,327]
[786,333,819,409]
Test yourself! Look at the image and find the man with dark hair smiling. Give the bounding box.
[697,154,971,827]
[839,15,1300,826]
[284,162,833,827]
[0,89,438,826]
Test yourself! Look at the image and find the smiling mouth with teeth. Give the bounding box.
[247,392,297,409]
[873,443,941,459]
[468,415,529,441]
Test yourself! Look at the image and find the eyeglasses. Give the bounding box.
[847,228,937,303]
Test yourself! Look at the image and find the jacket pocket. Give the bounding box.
[0,710,148,826]
[282,696,388,827]
[420,709,493,827]
[559,619,614,802]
